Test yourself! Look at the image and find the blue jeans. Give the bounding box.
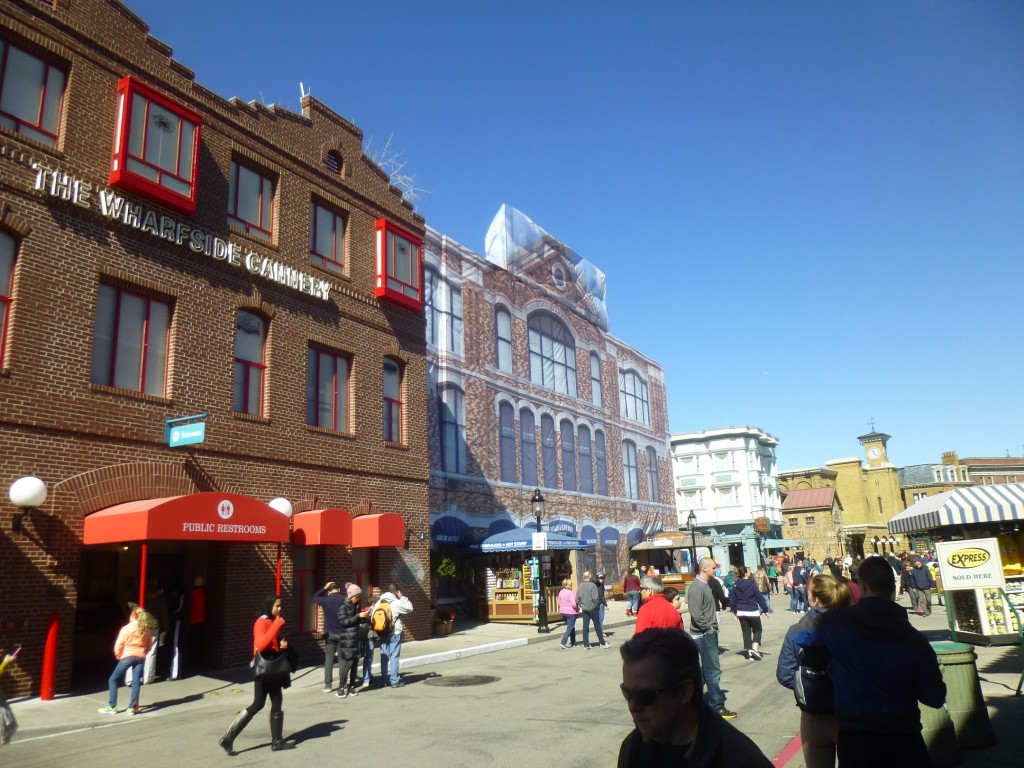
[787,584,798,612]
[380,632,402,686]
[581,608,604,647]
[362,636,375,685]
[560,613,577,646]
[794,585,807,612]
[692,632,725,710]
[626,591,640,613]
[109,655,145,710]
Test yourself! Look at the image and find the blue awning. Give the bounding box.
[888,483,1024,534]
[480,527,587,553]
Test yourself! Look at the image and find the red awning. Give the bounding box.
[83,492,291,545]
[292,508,352,546]
[351,512,405,548]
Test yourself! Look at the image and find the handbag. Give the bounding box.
[252,649,291,683]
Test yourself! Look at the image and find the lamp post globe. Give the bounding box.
[530,488,550,633]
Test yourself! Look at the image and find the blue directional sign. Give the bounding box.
[165,414,208,448]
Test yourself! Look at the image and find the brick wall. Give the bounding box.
[0,0,430,698]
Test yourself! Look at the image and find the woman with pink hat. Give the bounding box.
[335,583,368,698]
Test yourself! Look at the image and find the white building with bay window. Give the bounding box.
[670,426,782,570]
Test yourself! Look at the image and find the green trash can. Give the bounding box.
[920,699,961,767]
[930,641,995,748]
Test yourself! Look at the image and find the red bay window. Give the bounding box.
[109,77,201,215]
[375,219,423,311]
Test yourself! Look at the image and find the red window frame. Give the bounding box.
[309,202,346,274]
[383,358,403,443]
[227,160,274,241]
[91,283,170,396]
[109,77,201,215]
[375,219,423,311]
[0,232,15,365]
[307,346,350,432]
[0,39,66,147]
[233,310,266,416]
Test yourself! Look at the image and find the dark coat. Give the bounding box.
[336,599,365,660]
[617,703,773,768]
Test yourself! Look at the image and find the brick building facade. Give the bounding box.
[0,0,430,697]
[423,207,676,611]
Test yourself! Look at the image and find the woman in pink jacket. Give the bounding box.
[98,604,152,715]
[557,578,580,649]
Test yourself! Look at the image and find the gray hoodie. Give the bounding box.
[576,580,601,612]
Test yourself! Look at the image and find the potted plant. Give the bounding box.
[440,607,456,634]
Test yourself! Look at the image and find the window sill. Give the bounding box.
[231,411,270,425]
[227,223,276,249]
[308,258,349,282]
[384,440,409,450]
[1,126,64,158]
[89,382,171,405]
[305,425,356,440]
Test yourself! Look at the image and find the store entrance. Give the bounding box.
[72,542,207,688]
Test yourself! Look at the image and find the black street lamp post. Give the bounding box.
[532,488,551,633]
[687,510,698,575]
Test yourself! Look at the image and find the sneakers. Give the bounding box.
[347,686,358,697]
[358,681,371,691]
[97,706,117,714]
[559,643,570,649]
[717,708,738,719]
[124,707,139,716]
[750,648,763,661]
[336,688,348,698]
[598,642,611,648]
[323,687,333,693]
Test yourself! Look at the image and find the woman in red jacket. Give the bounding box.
[219,595,294,754]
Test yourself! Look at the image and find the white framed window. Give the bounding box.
[618,369,650,425]
[440,385,466,474]
[590,352,602,407]
[528,312,577,396]
[424,267,463,355]
[646,446,660,503]
[805,516,816,526]
[623,440,639,500]
[496,306,512,372]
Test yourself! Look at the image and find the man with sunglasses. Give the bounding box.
[618,628,772,767]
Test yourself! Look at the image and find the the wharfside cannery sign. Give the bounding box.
[31,162,332,301]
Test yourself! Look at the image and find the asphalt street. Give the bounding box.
[6,593,1024,767]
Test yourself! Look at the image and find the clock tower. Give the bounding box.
[858,430,891,468]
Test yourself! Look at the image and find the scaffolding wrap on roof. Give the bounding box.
[484,205,608,330]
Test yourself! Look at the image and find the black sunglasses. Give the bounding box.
[620,683,672,707]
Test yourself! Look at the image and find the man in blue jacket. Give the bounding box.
[909,557,937,616]
[792,555,946,765]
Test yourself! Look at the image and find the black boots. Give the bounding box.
[269,711,294,751]
[219,709,254,755]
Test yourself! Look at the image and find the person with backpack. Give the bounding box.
[373,583,413,688]
[775,574,851,768]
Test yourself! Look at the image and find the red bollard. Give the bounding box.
[40,611,60,701]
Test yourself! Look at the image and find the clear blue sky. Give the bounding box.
[128,0,1024,471]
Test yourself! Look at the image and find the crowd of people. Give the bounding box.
[618,552,946,767]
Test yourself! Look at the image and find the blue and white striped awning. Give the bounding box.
[888,483,1024,535]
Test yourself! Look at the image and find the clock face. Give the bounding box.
[868,447,881,460]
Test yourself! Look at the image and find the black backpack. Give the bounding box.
[792,645,834,714]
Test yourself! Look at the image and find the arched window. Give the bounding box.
[495,306,512,372]
[578,426,593,494]
[590,352,602,407]
[541,414,558,489]
[560,420,576,492]
[528,312,577,396]
[499,402,516,482]
[646,446,660,503]
[325,150,343,176]
[623,440,639,500]
[233,310,266,415]
[0,232,16,365]
[383,358,403,443]
[520,409,538,487]
[619,369,650,425]
[595,429,608,496]
[306,346,350,432]
[439,385,466,474]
